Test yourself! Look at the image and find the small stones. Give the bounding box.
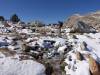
[76,51,84,61]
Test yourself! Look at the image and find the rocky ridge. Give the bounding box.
[63,11,100,32]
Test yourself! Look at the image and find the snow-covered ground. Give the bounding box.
[0,32,100,75]
[64,33,100,75]
[0,52,45,75]
[27,36,66,47]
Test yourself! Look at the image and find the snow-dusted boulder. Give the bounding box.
[71,21,96,33]
[0,52,45,75]
[58,45,67,54]
[88,56,100,75]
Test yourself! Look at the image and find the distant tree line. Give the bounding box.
[0,14,45,27]
[0,14,20,23]
[30,20,45,27]
[0,14,63,28]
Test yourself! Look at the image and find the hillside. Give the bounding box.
[63,11,100,32]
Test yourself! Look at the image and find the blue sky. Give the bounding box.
[0,0,100,23]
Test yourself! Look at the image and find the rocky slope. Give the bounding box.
[64,33,100,75]
[63,11,100,32]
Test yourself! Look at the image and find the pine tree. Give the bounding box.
[10,14,20,23]
[58,21,63,37]
[0,16,5,21]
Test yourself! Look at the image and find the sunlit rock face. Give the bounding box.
[71,21,96,33]
[63,11,100,32]
[88,56,100,75]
